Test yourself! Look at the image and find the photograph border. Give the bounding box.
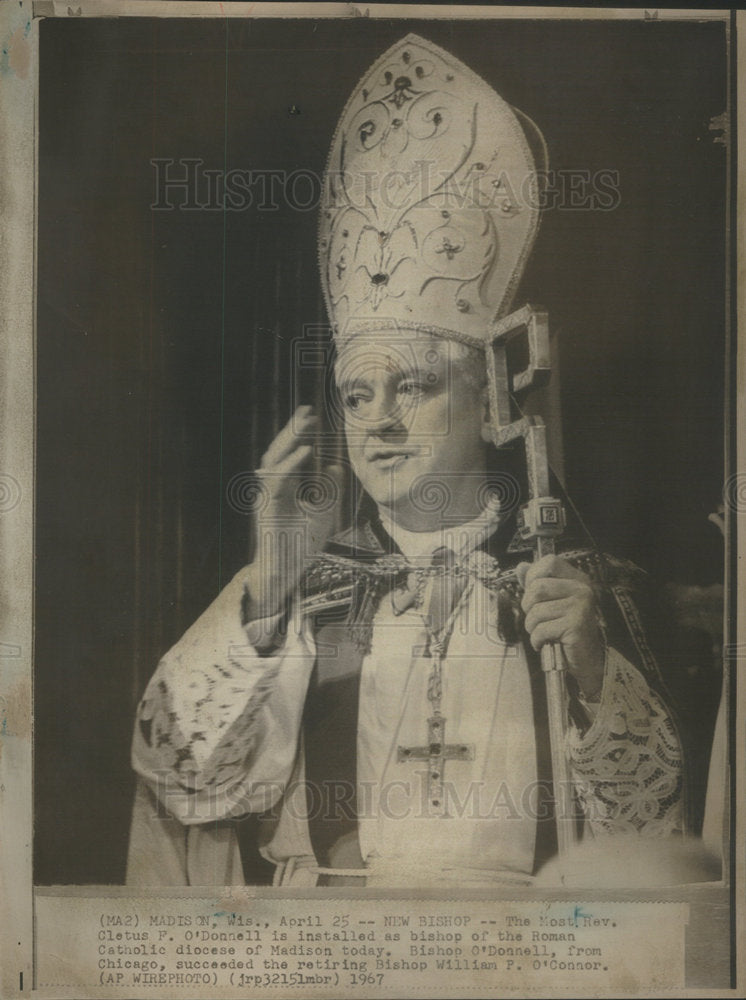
[0,2,742,996]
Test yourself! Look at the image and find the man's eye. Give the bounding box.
[397,381,425,398]
[344,393,366,410]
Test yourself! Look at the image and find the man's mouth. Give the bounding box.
[367,449,413,465]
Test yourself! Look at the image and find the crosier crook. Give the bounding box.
[486,303,578,860]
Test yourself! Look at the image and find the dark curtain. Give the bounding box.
[35,16,727,884]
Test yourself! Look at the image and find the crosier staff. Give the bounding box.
[486,303,578,859]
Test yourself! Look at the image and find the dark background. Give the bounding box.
[35,15,728,884]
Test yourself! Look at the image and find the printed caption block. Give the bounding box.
[33,893,687,997]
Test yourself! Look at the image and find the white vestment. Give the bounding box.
[128,511,683,886]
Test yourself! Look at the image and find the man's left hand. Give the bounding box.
[516,555,605,700]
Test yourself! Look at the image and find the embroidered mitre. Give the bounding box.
[318,33,547,348]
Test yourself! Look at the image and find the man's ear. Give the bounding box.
[479,384,493,444]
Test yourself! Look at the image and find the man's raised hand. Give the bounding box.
[246,405,344,619]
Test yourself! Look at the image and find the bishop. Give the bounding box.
[128,33,685,888]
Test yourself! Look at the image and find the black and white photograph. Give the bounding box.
[0,2,741,997]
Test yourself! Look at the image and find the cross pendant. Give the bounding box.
[397,715,475,817]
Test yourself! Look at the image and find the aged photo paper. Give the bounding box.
[0,2,743,997]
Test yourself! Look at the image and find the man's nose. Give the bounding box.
[363,387,408,434]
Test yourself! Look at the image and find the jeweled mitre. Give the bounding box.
[319,33,546,348]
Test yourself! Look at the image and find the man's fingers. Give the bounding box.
[261,407,317,468]
[528,616,582,652]
[259,444,313,482]
[515,561,531,589]
[516,557,605,683]
[524,597,574,635]
[522,554,585,590]
[521,576,587,612]
[260,406,318,469]
[529,619,560,652]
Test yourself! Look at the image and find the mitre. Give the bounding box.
[318,33,547,349]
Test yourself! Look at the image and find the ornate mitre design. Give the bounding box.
[319,33,546,348]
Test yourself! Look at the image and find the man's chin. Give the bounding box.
[353,479,413,512]
[353,465,420,507]
[361,485,413,510]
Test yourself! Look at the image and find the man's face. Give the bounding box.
[335,334,490,528]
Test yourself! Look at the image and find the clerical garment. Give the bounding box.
[128,508,684,887]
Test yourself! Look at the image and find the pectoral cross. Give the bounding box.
[397,714,474,817]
